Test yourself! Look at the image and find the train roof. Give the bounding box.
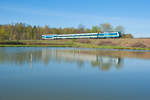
[42,32,120,36]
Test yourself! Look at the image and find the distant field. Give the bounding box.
[0,38,150,50]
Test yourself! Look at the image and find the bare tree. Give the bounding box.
[115,25,125,33]
[100,23,113,32]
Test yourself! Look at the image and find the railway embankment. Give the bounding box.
[0,38,150,50]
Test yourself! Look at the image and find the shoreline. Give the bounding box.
[0,39,150,51]
[0,44,150,51]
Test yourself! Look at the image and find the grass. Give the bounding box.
[0,44,73,47]
[1,40,150,51]
[73,43,150,50]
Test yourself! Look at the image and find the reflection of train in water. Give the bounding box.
[41,32,121,39]
[42,49,123,70]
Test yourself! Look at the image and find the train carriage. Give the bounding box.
[42,32,121,39]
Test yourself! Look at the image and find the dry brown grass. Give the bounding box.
[76,39,91,44]
[97,41,117,46]
[130,42,147,48]
[1,38,150,49]
[90,38,150,48]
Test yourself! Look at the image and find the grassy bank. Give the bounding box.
[0,39,150,50]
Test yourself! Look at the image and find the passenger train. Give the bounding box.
[41,32,121,39]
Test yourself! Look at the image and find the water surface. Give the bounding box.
[0,47,150,100]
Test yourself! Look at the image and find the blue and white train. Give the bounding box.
[41,32,121,39]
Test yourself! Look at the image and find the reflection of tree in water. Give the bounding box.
[0,48,43,65]
[77,60,84,68]
[101,63,112,71]
[0,48,123,71]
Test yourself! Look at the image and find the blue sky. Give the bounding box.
[0,0,150,37]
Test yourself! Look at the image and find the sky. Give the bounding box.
[0,0,150,37]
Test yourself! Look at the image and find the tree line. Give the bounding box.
[0,23,133,40]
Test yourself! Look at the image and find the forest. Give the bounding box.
[0,23,133,40]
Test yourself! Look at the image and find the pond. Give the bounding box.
[0,47,150,100]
